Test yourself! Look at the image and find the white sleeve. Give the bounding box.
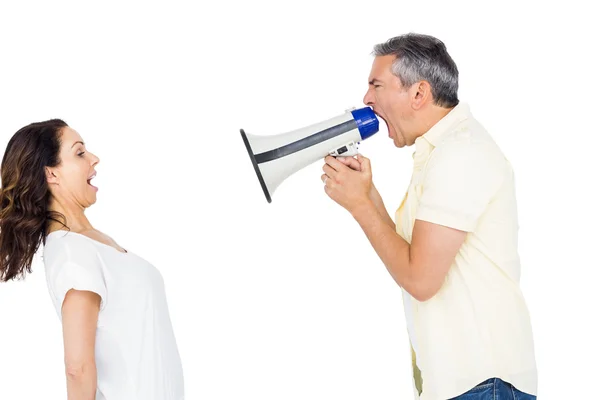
[47,235,108,313]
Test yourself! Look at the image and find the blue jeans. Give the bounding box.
[448,378,536,399]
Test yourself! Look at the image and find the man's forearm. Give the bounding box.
[370,185,395,230]
[351,200,419,295]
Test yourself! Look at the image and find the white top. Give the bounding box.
[43,230,185,400]
[395,102,537,400]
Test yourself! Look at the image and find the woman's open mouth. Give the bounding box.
[87,172,98,191]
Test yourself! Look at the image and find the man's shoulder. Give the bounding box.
[424,123,510,182]
[441,114,493,144]
[434,116,505,158]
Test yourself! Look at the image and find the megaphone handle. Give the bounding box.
[342,147,359,156]
[329,141,360,157]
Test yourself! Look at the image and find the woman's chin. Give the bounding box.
[86,191,98,206]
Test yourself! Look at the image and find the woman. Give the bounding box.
[0,119,184,400]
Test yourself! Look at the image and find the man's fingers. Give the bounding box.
[356,154,371,172]
[321,173,333,187]
[337,156,361,171]
[322,164,337,180]
[324,155,345,172]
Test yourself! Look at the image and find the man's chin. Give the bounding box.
[393,136,410,148]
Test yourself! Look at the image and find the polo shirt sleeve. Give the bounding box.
[415,141,506,232]
[47,235,108,314]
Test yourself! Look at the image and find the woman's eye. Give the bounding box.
[78,152,86,157]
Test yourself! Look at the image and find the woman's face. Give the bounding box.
[46,127,100,208]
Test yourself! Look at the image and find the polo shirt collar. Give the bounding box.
[412,102,470,170]
[419,101,471,147]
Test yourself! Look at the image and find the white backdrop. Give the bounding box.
[1,1,598,399]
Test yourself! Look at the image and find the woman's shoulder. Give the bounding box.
[45,229,97,247]
[43,230,101,267]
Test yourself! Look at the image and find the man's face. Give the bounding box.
[363,55,416,148]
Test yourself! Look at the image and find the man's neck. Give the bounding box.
[414,104,456,139]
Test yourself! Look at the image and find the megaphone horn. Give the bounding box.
[240,106,379,203]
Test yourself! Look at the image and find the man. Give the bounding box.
[321,33,537,400]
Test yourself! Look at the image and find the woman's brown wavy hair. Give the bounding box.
[0,119,70,282]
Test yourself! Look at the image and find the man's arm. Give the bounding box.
[368,183,395,230]
[324,136,504,301]
[322,155,467,301]
[351,201,466,301]
[336,156,395,230]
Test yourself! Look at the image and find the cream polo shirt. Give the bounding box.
[394,102,537,400]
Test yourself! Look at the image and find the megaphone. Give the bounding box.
[240,106,379,203]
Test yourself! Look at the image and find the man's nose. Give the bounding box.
[363,89,374,107]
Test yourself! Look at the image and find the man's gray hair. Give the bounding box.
[373,33,459,108]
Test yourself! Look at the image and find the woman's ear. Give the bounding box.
[45,167,59,185]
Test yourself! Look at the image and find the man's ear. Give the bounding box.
[411,80,431,110]
[45,167,59,185]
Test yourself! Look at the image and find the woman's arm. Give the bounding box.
[61,289,101,400]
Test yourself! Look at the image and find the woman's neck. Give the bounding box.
[47,197,93,234]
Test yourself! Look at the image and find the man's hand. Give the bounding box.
[335,155,361,171]
[336,156,382,204]
[321,154,373,215]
